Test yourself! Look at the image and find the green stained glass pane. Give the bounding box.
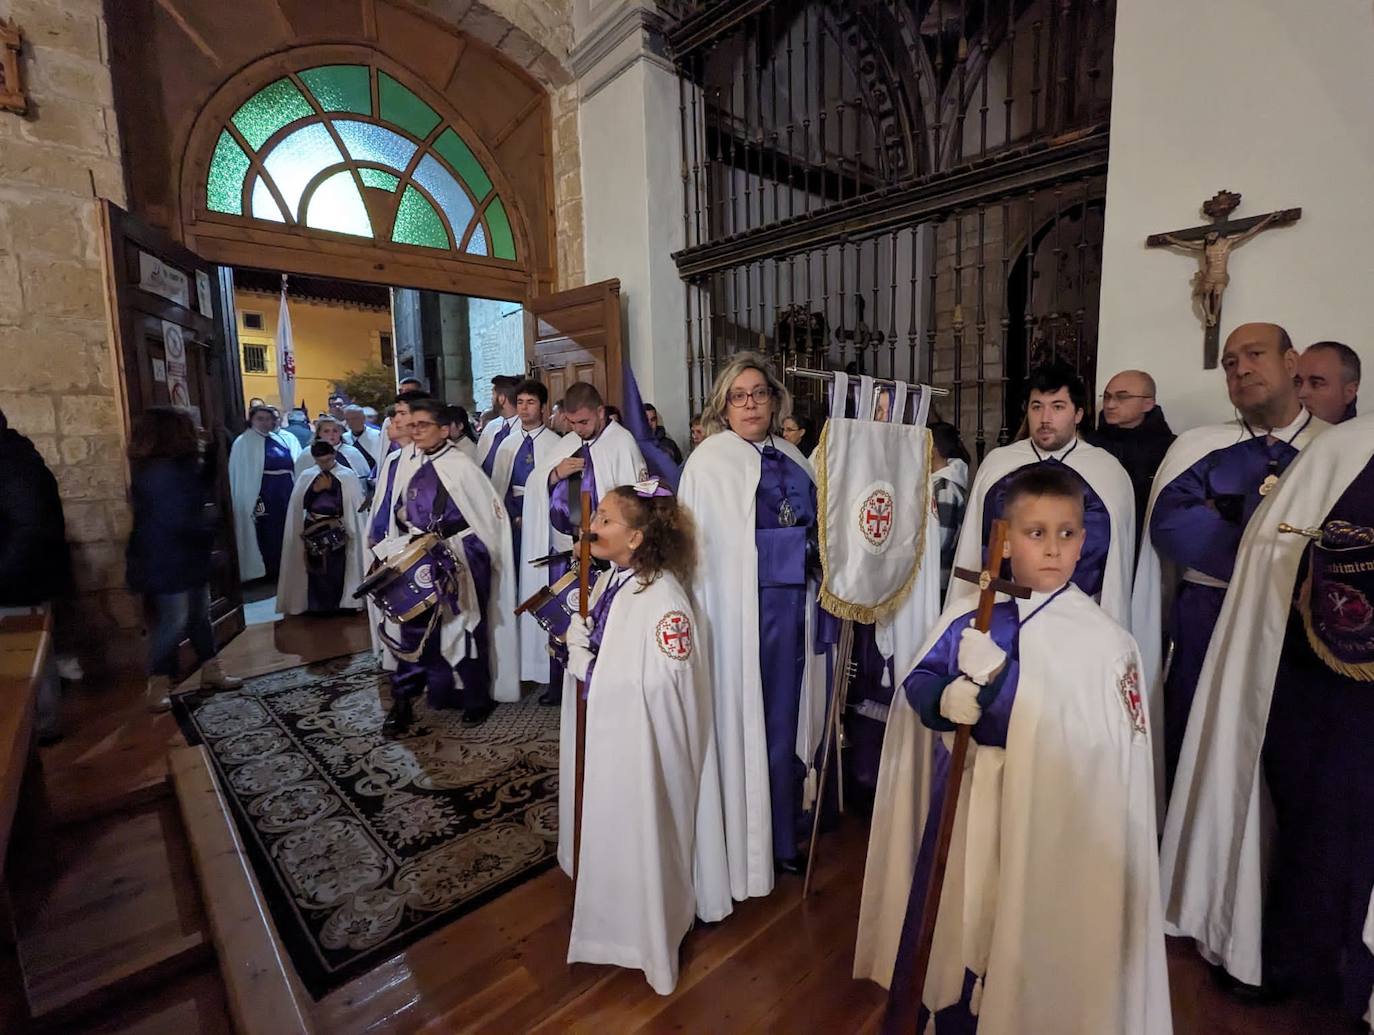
[207,131,250,214]
[305,172,374,238]
[486,198,516,260]
[378,72,440,140]
[299,65,370,115]
[433,128,492,199]
[231,78,315,151]
[392,187,449,249]
[359,168,400,191]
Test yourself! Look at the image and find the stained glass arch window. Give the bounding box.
[205,65,518,261]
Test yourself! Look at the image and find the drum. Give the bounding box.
[302,516,348,558]
[354,532,462,624]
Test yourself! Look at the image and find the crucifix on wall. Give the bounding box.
[1146,190,1301,369]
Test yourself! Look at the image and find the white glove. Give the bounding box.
[564,613,592,652]
[958,627,1006,685]
[939,675,983,726]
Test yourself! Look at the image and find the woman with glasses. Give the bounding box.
[679,351,827,899]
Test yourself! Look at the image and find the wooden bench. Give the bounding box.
[0,610,49,869]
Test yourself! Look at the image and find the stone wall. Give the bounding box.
[551,83,585,290]
[0,0,139,671]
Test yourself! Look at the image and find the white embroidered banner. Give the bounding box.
[816,371,933,622]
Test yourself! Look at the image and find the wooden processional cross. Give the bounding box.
[1146,190,1301,370]
[893,519,1030,1031]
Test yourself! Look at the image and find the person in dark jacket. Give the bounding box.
[1092,369,1176,554]
[0,408,73,607]
[126,407,242,712]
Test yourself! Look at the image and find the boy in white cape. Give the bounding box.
[872,463,1170,1035]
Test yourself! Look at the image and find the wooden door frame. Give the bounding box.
[100,201,247,666]
[527,278,624,407]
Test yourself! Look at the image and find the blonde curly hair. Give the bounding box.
[699,351,793,438]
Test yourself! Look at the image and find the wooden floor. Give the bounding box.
[0,613,1363,1034]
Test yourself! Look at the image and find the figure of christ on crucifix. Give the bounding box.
[1147,190,1302,369]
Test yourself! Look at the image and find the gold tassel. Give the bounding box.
[1298,574,1374,682]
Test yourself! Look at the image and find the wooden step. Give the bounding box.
[8,795,211,1023]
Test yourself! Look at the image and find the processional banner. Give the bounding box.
[816,372,933,623]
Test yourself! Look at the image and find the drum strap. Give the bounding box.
[377,604,443,663]
[566,471,583,532]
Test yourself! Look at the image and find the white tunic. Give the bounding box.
[857,586,1171,1035]
[276,465,367,615]
[517,421,648,684]
[476,413,518,469]
[560,569,733,994]
[1160,413,1374,987]
[947,437,1136,627]
[345,425,384,468]
[677,431,827,902]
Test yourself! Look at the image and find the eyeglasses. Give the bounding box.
[1101,392,1154,404]
[727,386,773,407]
[409,420,442,431]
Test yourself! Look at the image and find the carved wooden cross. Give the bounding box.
[1146,190,1301,370]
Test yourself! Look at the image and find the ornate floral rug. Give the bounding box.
[174,653,560,998]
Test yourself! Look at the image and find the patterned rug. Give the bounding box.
[173,653,560,998]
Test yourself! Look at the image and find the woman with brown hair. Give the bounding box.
[559,481,731,995]
[126,407,241,711]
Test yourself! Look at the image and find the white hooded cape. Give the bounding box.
[946,437,1136,627]
[345,425,384,468]
[517,421,647,684]
[276,465,368,615]
[490,424,567,681]
[559,569,734,994]
[1129,414,1326,809]
[227,429,300,581]
[295,441,371,483]
[856,586,1171,1035]
[1160,413,1374,987]
[678,430,828,902]
[375,445,521,703]
[476,414,517,469]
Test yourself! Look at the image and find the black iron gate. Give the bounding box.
[669,0,1113,457]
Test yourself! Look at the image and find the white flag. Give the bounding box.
[275,282,296,413]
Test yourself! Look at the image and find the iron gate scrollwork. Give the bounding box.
[669,0,1114,458]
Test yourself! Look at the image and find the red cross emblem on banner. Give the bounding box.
[655,610,693,661]
[859,488,895,547]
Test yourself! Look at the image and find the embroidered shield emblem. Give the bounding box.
[413,563,434,590]
[857,485,896,551]
[1118,663,1146,735]
[655,611,693,661]
[1299,521,1374,681]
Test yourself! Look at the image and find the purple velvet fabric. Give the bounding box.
[480,419,513,477]
[1152,433,1303,789]
[580,571,634,696]
[369,453,402,547]
[1261,454,1374,1019]
[255,435,295,580]
[755,443,818,863]
[503,432,539,564]
[550,436,599,538]
[303,473,345,612]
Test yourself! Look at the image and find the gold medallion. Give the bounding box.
[1259,473,1280,496]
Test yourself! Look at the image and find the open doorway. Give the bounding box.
[226,265,526,625]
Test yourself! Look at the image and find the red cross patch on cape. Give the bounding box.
[655,610,693,661]
[858,487,896,548]
[1118,662,1146,735]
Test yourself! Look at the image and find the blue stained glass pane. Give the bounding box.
[305,172,374,238]
[333,120,417,174]
[412,154,474,243]
[466,222,488,256]
[250,176,286,222]
[260,123,344,220]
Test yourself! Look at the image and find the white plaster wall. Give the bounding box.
[579,57,691,439]
[1097,0,1374,432]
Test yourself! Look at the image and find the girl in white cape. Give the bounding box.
[559,482,732,995]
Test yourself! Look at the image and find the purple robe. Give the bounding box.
[481,419,514,477]
[581,570,635,695]
[755,442,819,864]
[1260,454,1374,1017]
[369,453,403,547]
[545,435,600,702]
[392,452,493,709]
[1152,430,1304,790]
[503,431,540,564]
[255,435,294,580]
[303,473,346,612]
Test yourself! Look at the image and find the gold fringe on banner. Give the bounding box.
[1297,572,1374,683]
[816,422,933,626]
